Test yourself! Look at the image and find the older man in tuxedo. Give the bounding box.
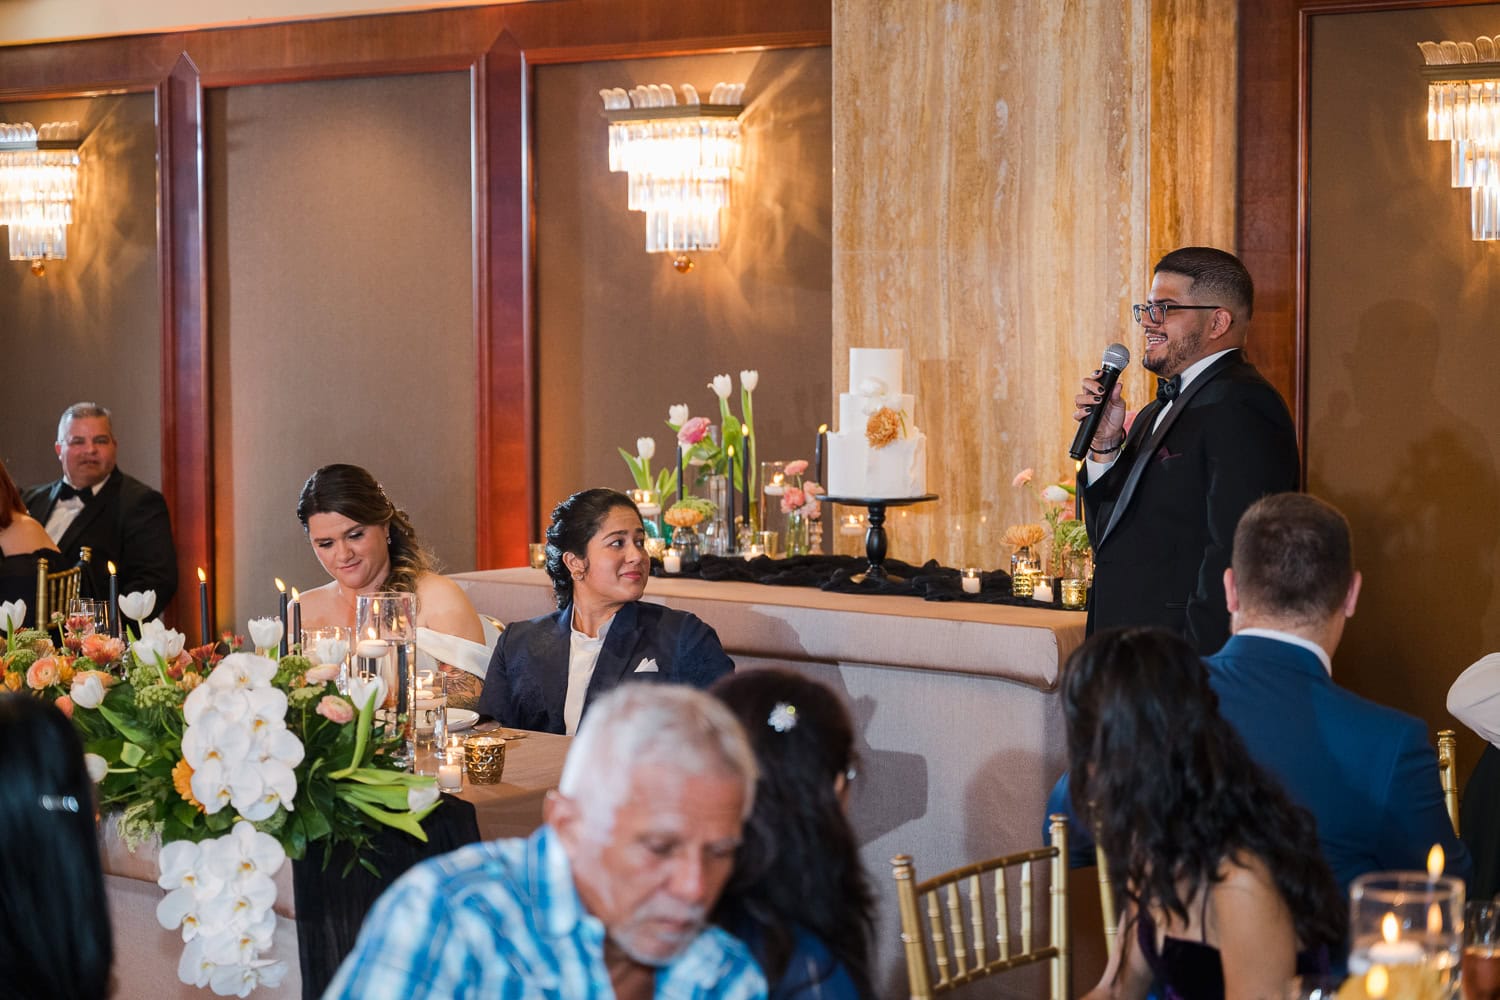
[1074,247,1299,654]
[23,402,178,607]
[1051,493,1470,893]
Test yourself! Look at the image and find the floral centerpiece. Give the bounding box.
[663,370,759,495]
[1011,467,1087,575]
[776,459,824,556]
[618,435,678,501]
[1,593,438,995]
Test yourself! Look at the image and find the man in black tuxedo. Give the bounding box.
[1074,247,1298,654]
[23,402,178,608]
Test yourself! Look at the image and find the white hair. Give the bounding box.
[56,402,112,443]
[558,684,757,830]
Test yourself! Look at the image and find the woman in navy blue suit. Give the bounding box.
[478,488,733,734]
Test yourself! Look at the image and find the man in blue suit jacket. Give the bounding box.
[1049,493,1470,892]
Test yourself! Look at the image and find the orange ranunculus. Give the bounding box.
[81,633,125,666]
[3,671,21,691]
[171,759,205,813]
[57,660,75,685]
[26,657,59,690]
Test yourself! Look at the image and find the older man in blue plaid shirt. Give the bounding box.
[323,685,767,999]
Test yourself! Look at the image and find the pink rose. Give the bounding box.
[784,459,808,477]
[26,657,59,690]
[805,482,825,496]
[677,416,711,446]
[82,633,125,666]
[306,663,341,684]
[54,695,74,718]
[1012,468,1034,488]
[780,486,808,514]
[316,695,355,724]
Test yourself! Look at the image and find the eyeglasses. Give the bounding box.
[1131,302,1221,325]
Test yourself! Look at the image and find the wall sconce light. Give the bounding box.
[1419,38,1500,240]
[0,121,81,276]
[601,83,744,272]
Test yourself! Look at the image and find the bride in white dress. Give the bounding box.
[293,464,493,708]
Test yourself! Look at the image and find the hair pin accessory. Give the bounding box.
[39,794,80,813]
[768,702,798,733]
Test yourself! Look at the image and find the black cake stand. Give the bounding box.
[821,494,939,584]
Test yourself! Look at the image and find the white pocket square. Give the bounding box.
[634,658,660,674]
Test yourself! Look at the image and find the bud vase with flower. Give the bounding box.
[777,459,822,558]
[665,498,715,570]
[1003,523,1046,598]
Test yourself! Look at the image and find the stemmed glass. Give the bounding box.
[63,598,107,653]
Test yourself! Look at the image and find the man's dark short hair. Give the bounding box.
[1155,246,1254,321]
[1232,493,1352,624]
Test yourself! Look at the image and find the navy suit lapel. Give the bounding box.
[1097,351,1241,548]
[585,602,645,707]
[537,607,574,729]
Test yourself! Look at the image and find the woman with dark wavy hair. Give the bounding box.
[1067,628,1344,1000]
[296,464,489,703]
[711,668,874,999]
[477,488,732,733]
[0,694,113,998]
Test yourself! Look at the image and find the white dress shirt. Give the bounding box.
[1235,627,1333,675]
[1085,348,1240,484]
[563,612,615,735]
[42,480,104,544]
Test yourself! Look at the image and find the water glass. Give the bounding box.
[414,670,447,749]
[528,543,547,569]
[1465,901,1500,1000]
[356,592,418,764]
[66,598,107,636]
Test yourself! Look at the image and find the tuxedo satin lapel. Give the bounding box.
[584,601,645,705]
[56,472,121,555]
[1097,353,1241,548]
[1094,399,1165,549]
[29,481,63,522]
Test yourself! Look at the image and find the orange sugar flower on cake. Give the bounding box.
[865,407,904,449]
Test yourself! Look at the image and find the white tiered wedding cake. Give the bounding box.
[825,348,928,499]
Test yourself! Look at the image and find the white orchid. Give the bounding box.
[208,958,287,998]
[636,436,656,461]
[83,751,108,783]
[206,821,287,884]
[242,687,289,737]
[118,590,156,624]
[246,618,283,654]
[158,840,221,894]
[177,936,217,988]
[407,783,441,813]
[159,885,213,943]
[72,674,107,710]
[181,716,253,773]
[0,599,24,634]
[740,369,759,392]
[207,653,277,692]
[230,761,297,821]
[312,637,348,666]
[1041,484,1070,504]
[347,673,388,714]
[708,373,733,399]
[668,403,690,425]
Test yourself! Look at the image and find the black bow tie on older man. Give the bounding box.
[1156,375,1182,402]
[57,482,96,504]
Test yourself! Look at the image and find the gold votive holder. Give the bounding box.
[643,536,668,561]
[464,735,506,784]
[1060,578,1088,610]
[528,542,547,569]
[1012,570,1036,599]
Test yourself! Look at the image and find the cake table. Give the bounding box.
[822,493,938,583]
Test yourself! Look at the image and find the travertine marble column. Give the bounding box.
[833,0,1236,569]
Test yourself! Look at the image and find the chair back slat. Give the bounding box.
[890,815,1071,999]
[35,547,90,636]
[1438,729,1459,835]
[1096,841,1119,959]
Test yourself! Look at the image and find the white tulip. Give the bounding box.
[0,599,25,633]
[118,590,156,624]
[347,673,388,714]
[740,369,759,392]
[73,674,107,710]
[1042,484,1071,504]
[636,437,656,461]
[407,783,441,813]
[141,619,187,660]
[246,618,283,653]
[313,637,348,666]
[708,373,733,399]
[668,404,690,425]
[83,751,109,782]
[131,637,165,666]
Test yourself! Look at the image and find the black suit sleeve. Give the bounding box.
[118,485,179,607]
[1185,388,1299,653]
[672,613,734,687]
[477,630,513,724]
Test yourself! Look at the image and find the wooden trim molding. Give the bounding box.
[0,0,832,580]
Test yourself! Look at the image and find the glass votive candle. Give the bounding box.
[643,536,667,561]
[1347,870,1462,983]
[437,759,463,793]
[840,512,865,536]
[1033,579,1055,603]
[528,542,547,569]
[464,735,507,785]
[1060,578,1088,610]
[662,548,682,574]
[443,733,466,769]
[961,568,982,594]
[627,488,661,519]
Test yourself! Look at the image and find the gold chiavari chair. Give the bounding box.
[34,546,91,632]
[891,814,1070,999]
[1095,842,1120,961]
[1438,729,1459,835]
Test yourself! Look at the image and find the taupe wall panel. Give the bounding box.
[0,93,161,491]
[208,72,474,626]
[535,49,832,526]
[1307,5,1500,775]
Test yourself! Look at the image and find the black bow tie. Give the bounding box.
[58,483,94,503]
[1157,376,1182,402]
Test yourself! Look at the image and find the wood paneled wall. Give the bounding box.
[832,0,1238,568]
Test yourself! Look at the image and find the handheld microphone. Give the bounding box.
[1068,343,1131,461]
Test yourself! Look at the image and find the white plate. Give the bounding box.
[447,709,479,732]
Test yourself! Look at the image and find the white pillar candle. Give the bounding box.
[663,550,682,574]
[438,763,463,791]
[1033,581,1054,602]
[961,569,982,594]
